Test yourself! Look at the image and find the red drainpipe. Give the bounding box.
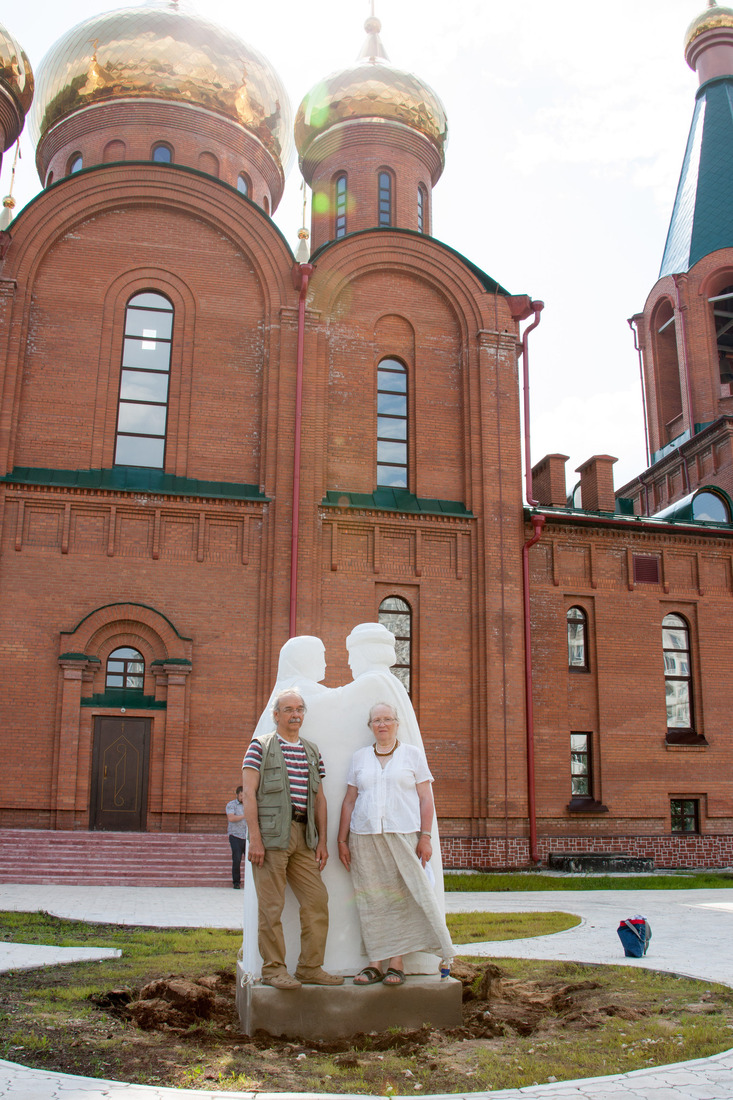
[289,262,314,638]
[522,513,545,864]
[518,300,545,864]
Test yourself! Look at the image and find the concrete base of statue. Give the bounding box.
[236,962,462,1039]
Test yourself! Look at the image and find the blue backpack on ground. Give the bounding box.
[617,916,652,957]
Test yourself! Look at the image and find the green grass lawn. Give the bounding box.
[445,870,733,891]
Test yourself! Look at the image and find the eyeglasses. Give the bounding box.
[371,717,396,725]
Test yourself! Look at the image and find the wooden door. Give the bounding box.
[90,716,150,831]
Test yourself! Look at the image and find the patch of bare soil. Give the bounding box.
[6,959,731,1093]
[93,960,648,1047]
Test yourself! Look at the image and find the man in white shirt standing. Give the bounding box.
[241,688,343,990]
[225,785,247,889]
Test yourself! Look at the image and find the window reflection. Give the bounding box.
[377,359,407,488]
[662,613,692,730]
[106,646,145,692]
[115,292,173,469]
[567,607,588,670]
[379,597,411,694]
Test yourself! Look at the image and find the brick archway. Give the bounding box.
[54,603,193,831]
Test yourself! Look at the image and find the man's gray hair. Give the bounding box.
[272,687,306,719]
[367,701,399,725]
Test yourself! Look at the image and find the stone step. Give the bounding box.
[0,829,236,887]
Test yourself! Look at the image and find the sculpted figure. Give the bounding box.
[240,625,448,980]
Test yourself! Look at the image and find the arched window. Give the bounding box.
[378,597,412,693]
[417,184,427,233]
[105,646,144,693]
[237,173,250,196]
[653,299,683,443]
[692,489,730,522]
[335,173,347,238]
[263,194,270,215]
[662,613,693,732]
[152,143,172,163]
[46,171,54,188]
[708,284,733,384]
[114,291,173,468]
[378,170,393,227]
[377,357,407,487]
[68,153,83,175]
[567,607,588,670]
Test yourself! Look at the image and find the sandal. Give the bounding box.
[353,966,384,985]
[383,967,405,986]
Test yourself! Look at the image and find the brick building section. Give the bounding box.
[3,3,733,870]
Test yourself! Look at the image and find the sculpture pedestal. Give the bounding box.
[236,963,462,1040]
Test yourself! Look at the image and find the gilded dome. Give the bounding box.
[0,21,34,118]
[684,3,733,51]
[28,0,291,164]
[294,18,447,164]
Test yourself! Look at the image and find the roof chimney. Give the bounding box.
[576,455,618,513]
[531,454,569,507]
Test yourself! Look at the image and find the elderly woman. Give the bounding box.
[337,702,454,986]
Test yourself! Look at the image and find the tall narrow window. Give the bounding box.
[237,173,250,196]
[662,613,693,733]
[152,143,172,163]
[378,170,392,227]
[379,597,412,693]
[114,292,173,468]
[417,184,427,233]
[570,733,591,798]
[567,607,588,670]
[106,647,144,693]
[68,153,83,175]
[709,285,733,384]
[335,173,347,238]
[377,358,407,487]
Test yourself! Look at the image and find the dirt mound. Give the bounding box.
[93,960,647,1046]
[93,972,238,1033]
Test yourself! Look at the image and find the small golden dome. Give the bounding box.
[684,3,733,52]
[0,21,34,119]
[294,20,447,164]
[29,0,291,164]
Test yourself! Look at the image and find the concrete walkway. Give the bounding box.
[1,884,733,1099]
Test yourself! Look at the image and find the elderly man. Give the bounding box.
[241,687,343,990]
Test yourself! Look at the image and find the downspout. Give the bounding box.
[518,300,545,864]
[522,513,545,864]
[672,273,695,447]
[289,260,314,638]
[627,317,651,468]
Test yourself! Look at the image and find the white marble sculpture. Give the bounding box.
[241,624,447,979]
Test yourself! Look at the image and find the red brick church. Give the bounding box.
[0,0,732,870]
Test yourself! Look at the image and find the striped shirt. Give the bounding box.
[242,735,325,815]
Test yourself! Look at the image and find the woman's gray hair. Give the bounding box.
[272,687,306,719]
[367,701,399,726]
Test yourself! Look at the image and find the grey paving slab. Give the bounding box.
[1,885,733,1098]
[0,942,121,971]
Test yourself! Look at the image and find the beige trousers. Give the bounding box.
[252,820,329,979]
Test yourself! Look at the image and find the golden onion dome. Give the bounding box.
[294,17,447,164]
[0,20,34,119]
[684,3,733,52]
[28,0,291,164]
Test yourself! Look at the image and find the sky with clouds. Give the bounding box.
[2,0,709,496]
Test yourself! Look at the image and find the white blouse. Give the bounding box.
[346,742,434,835]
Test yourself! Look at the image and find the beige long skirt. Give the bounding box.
[350,831,454,963]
